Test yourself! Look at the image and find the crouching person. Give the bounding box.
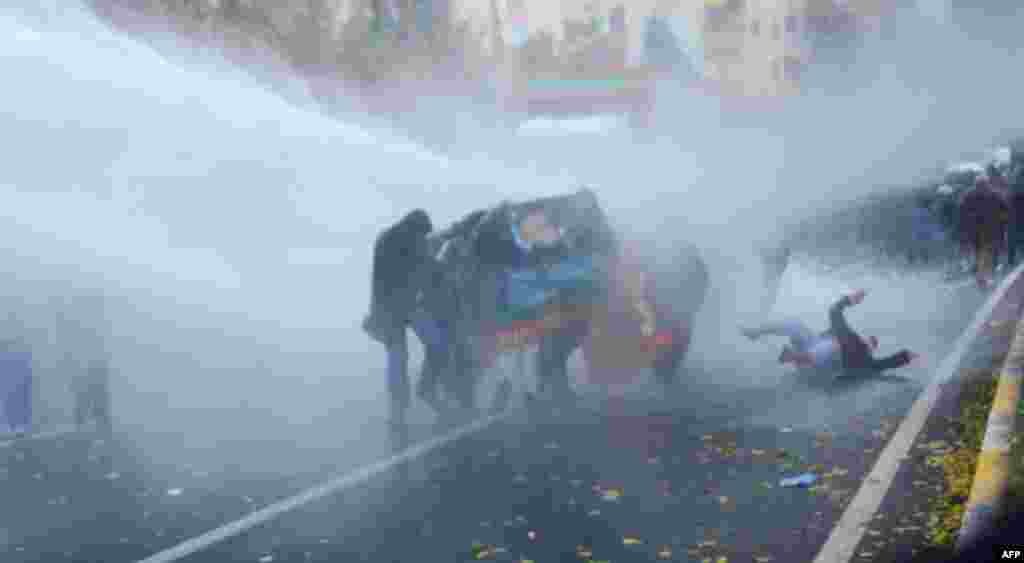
[363,209,435,427]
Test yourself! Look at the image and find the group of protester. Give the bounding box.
[1,304,113,439]
[911,147,1024,288]
[367,186,926,427]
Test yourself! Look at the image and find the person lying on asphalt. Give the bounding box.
[743,289,919,375]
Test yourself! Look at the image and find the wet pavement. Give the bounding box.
[0,266,994,563]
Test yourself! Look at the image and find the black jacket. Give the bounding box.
[370,210,433,323]
[829,296,912,372]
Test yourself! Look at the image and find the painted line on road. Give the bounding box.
[135,411,513,563]
[812,263,1024,563]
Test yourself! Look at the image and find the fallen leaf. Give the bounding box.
[858,553,874,558]
[656,545,673,559]
[166,488,183,497]
[699,540,717,548]
[601,488,623,501]
[576,545,593,558]
[716,556,729,563]
[717,496,729,505]
[866,529,881,536]
[702,434,713,441]
[754,556,774,562]
[623,536,643,545]
[752,449,766,456]
[258,556,274,563]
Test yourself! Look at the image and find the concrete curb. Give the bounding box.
[956,289,1024,551]
[813,263,1024,563]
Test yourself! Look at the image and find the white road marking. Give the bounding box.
[135,411,512,563]
[812,263,1024,563]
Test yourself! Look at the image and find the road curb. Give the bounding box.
[813,263,1024,563]
[956,296,1024,551]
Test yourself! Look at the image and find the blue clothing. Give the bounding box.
[0,346,32,433]
[748,319,840,369]
[911,207,945,243]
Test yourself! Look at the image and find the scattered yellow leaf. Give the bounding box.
[601,488,623,501]
[623,536,643,545]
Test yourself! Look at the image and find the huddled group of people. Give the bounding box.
[364,188,714,427]
[911,147,1024,288]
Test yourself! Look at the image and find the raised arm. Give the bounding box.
[828,289,865,339]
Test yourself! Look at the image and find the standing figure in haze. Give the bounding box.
[1007,150,1024,267]
[73,358,112,435]
[364,209,435,426]
[760,243,790,313]
[742,290,918,375]
[959,175,1009,288]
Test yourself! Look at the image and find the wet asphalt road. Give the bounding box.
[0,265,992,563]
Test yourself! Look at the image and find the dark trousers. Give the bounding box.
[536,320,587,398]
[74,381,111,433]
[383,323,411,420]
[1009,223,1024,266]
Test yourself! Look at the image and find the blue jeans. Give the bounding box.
[384,324,410,418]
[410,312,450,399]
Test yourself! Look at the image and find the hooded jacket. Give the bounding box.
[370,209,434,323]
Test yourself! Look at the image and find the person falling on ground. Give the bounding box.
[742,289,918,375]
[959,175,1010,288]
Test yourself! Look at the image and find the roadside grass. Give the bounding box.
[925,363,1001,547]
